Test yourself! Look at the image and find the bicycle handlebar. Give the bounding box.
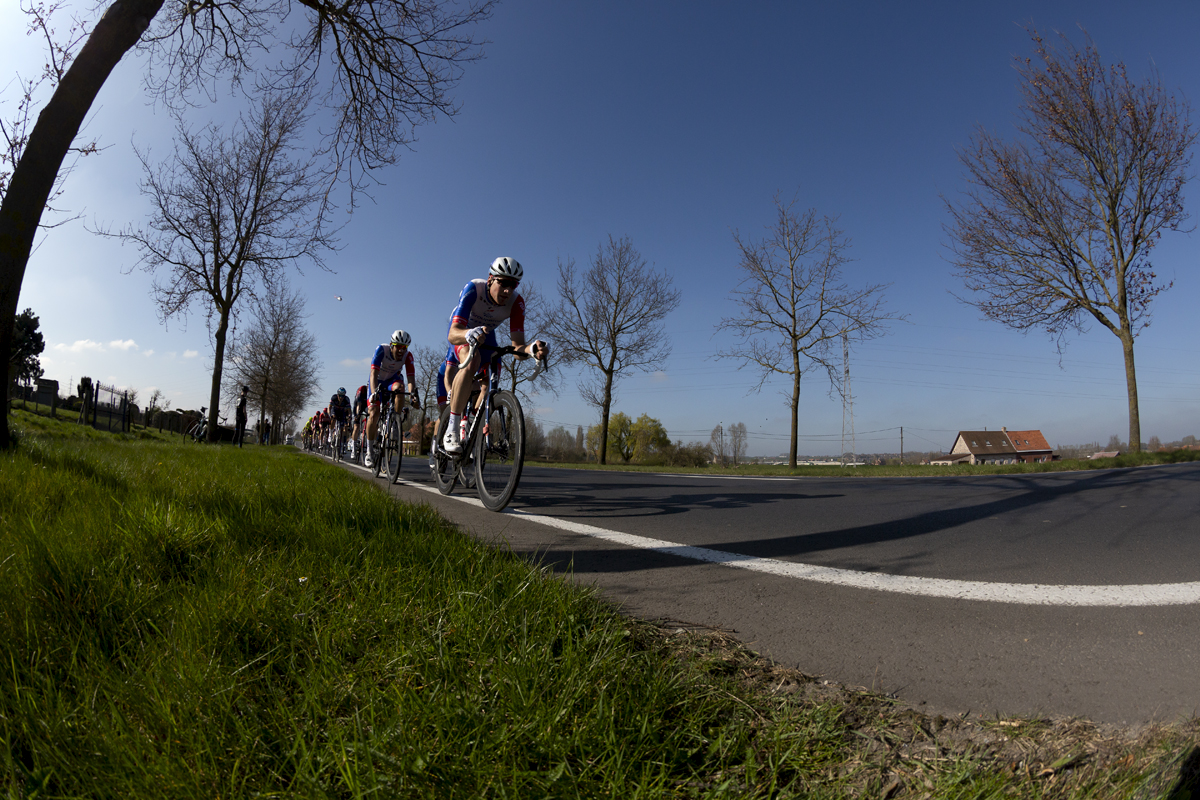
[463,341,549,380]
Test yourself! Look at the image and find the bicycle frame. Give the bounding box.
[434,342,545,508]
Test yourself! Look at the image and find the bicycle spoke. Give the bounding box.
[474,390,525,511]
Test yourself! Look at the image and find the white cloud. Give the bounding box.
[650,370,669,383]
[53,339,105,354]
[143,349,155,357]
[340,357,372,368]
[109,339,139,351]
[183,350,199,358]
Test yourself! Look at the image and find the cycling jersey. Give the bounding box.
[448,279,525,348]
[370,343,415,399]
[329,393,351,421]
[353,385,369,415]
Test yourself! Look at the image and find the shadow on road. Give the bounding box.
[503,464,1200,574]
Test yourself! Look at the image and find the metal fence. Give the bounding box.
[77,381,133,433]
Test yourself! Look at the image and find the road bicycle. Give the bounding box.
[331,416,352,462]
[186,407,208,442]
[350,411,369,464]
[432,343,546,511]
[187,408,228,443]
[371,387,414,484]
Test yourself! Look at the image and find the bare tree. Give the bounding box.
[709,423,727,465]
[223,281,320,443]
[0,0,495,447]
[718,194,900,467]
[1,3,98,225]
[728,421,747,465]
[555,235,680,464]
[104,92,333,440]
[945,30,1195,453]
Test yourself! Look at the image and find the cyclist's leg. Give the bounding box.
[444,347,480,453]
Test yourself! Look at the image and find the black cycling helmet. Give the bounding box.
[338,387,347,396]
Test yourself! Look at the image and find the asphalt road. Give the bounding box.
[337,453,1200,725]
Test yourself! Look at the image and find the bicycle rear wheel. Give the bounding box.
[372,416,385,478]
[432,406,458,495]
[474,390,525,511]
[333,425,343,462]
[385,413,403,483]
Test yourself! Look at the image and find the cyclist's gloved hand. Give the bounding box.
[467,326,487,346]
[531,340,548,359]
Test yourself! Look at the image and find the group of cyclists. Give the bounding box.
[301,257,549,471]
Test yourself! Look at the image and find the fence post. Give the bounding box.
[91,383,98,428]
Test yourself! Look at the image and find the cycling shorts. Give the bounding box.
[369,377,405,406]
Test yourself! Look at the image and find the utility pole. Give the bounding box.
[900,426,903,465]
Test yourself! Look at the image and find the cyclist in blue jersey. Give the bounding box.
[441,257,548,454]
[365,329,419,467]
[329,387,352,455]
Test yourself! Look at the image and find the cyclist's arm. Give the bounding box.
[507,332,547,360]
[448,321,484,348]
[405,352,418,405]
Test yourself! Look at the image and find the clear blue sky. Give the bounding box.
[6,1,1199,456]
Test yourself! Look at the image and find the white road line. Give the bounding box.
[339,457,1200,607]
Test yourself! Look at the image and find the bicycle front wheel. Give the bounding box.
[474,390,525,511]
[385,413,403,483]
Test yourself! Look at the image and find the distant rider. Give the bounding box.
[329,388,352,453]
[365,330,419,467]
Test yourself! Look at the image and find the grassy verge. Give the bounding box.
[2,408,1197,798]
[526,448,1200,478]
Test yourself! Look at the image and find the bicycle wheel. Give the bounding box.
[474,390,525,511]
[372,414,385,478]
[384,413,403,483]
[333,425,343,462]
[432,406,458,495]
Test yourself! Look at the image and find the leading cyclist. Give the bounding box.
[442,257,548,454]
[365,330,419,467]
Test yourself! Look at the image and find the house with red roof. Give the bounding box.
[930,427,1054,465]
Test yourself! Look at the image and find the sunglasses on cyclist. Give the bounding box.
[495,278,519,290]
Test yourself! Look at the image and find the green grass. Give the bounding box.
[2,407,1197,798]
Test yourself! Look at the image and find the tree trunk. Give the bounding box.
[0,0,164,448]
[789,348,801,468]
[207,309,231,442]
[1120,329,1141,453]
[598,370,614,465]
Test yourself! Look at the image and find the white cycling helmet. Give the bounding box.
[390,330,411,347]
[489,257,523,282]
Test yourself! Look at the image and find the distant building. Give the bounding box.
[1005,429,1054,463]
[931,427,1054,465]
